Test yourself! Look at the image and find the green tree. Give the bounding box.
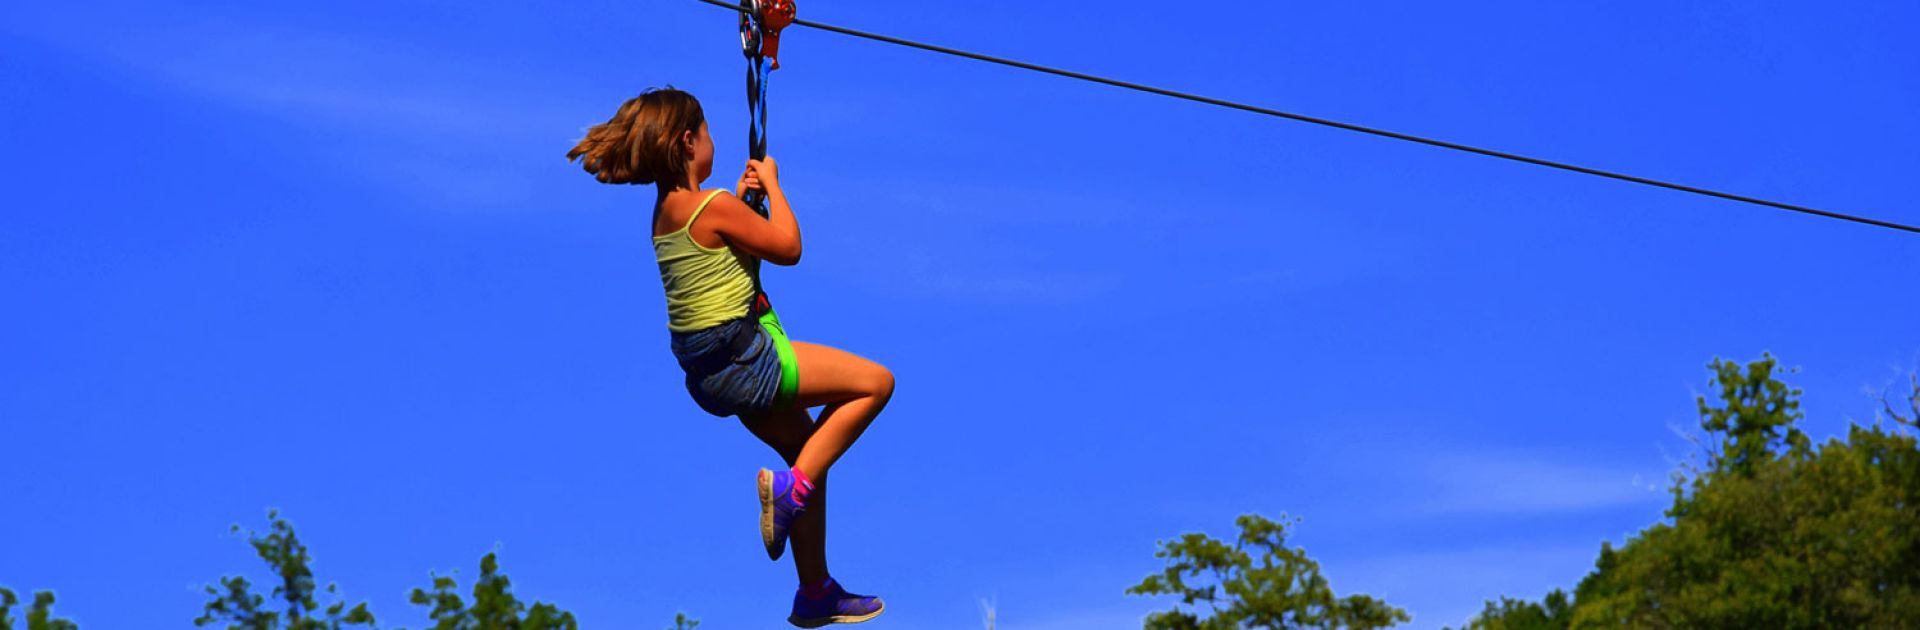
[1566,354,1920,628]
[1127,513,1408,629]
[0,588,78,630]
[406,552,577,630]
[1448,590,1570,630]
[195,509,377,629]
[197,510,592,630]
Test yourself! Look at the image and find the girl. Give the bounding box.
[568,87,894,627]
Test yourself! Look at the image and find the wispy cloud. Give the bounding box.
[996,607,1152,630]
[793,183,1132,304]
[1336,543,1597,628]
[8,6,583,208]
[857,248,1124,305]
[14,8,576,138]
[792,180,1398,305]
[972,542,1599,630]
[1410,450,1663,516]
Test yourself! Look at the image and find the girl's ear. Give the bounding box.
[679,129,695,157]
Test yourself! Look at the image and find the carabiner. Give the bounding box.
[737,0,797,68]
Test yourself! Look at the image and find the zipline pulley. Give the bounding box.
[738,0,796,68]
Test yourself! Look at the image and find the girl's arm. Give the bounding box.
[712,158,801,265]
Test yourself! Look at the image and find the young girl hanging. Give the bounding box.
[564,4,895,626]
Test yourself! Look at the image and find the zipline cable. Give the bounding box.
[693,0,1918,235]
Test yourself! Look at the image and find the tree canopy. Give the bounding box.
[195,510,581,630]
[1128,513,1408,629]
[0,589,77,630]
[1460,355,1920,629]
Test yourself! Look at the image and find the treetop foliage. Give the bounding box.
[407,552,577,630]
[0,588,77,630]
[1450,591,1571,630]
[195,508,377,630]
[194,510,580,630]
[1127,513,1408,629]
[1463,354,1920,629]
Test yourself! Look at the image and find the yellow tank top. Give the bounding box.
[653,190,759,332]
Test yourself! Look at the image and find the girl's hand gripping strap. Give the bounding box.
[738,0,794,218]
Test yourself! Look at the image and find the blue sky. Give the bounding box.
[4,1,1918,628]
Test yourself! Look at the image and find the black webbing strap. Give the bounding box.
[738,1,779,312]
[739,1,773,219]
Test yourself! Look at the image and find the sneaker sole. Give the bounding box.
[758,468,784,561]
[787,599,885,628]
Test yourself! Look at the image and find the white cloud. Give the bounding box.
[998,607,1152,630]
[8,5,584,209]
[823,256,1122,305]
[13,8,574,141]
[1410,450,1664,516]
[1336,543,1596,629]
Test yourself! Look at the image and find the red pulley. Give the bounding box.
[739,0,797,69]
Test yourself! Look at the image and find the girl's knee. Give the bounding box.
[869,365,895,400]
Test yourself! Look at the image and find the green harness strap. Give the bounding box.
[757,306,799,411]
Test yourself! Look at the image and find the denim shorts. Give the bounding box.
[669,309,798,418]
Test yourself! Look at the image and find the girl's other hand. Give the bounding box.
[746,157,779,191]
[735,162,762,197]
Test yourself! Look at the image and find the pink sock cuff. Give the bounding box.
[788,467,815,508]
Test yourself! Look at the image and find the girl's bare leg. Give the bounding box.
[797,470,827,584]
[738,340,892,585]
[785,341,895,482]
[740,405,831,586]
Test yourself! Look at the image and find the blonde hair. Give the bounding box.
[567,87,706,189]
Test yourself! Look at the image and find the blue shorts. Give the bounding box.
[669,311,797,418]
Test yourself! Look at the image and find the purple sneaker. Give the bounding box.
[758,468,809,560]
[788,577,885,628]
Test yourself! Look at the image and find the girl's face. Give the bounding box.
[688,121,714,185]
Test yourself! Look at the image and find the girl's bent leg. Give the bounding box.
[793,471,827,586]
[787,340,894,483]
[740,406,830,586]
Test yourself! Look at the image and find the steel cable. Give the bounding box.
[692,0,1918,234]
